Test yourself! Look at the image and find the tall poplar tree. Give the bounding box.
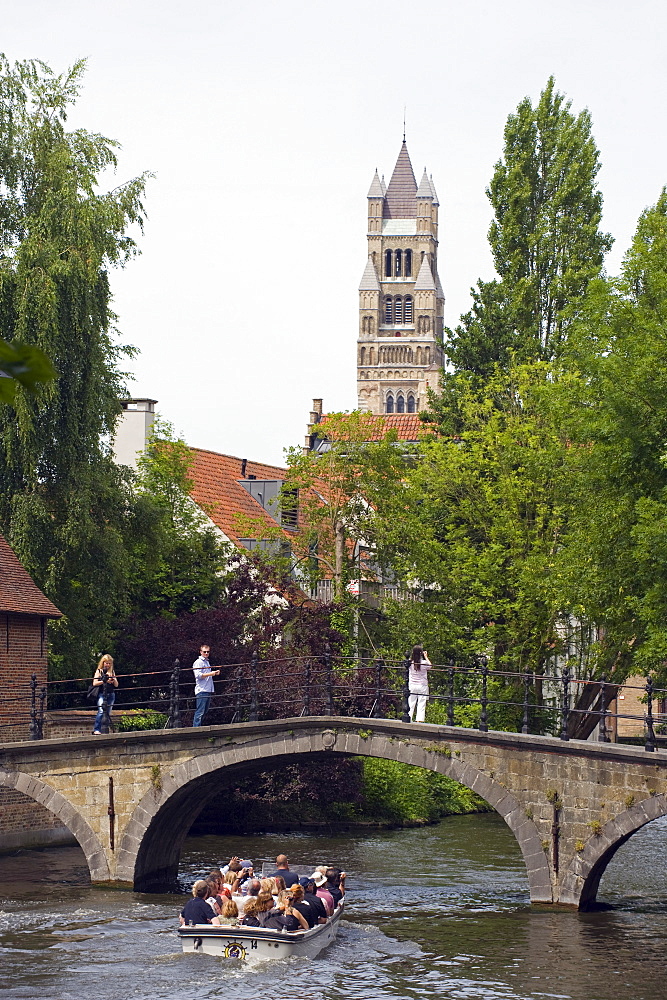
[0,55,151,673]
[446,77,612,375]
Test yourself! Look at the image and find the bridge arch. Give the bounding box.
[560,793,667,909]
[0,767,110,881]
[117,728,551,900]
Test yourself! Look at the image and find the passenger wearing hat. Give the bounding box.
[309,869,334,915]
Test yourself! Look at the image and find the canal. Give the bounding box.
[0,812,666,1000]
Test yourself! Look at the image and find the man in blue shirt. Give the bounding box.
[192,644,226,726]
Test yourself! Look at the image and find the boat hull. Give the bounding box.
[177,900,344,960]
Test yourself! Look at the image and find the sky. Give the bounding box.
[4,0,667,465]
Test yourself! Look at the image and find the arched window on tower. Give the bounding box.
[395,249,402,277]
[386,393,394,414]
[407,394,416,413]
[396,393,405,413]
[404,296,413,323]
[385,250,392,277]
[394,296,403,324]
[425,347,430,364]
[384,297,393,323]
[405,250,412,277]
[360,347,366,365]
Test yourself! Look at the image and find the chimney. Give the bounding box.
[112,398,157,470]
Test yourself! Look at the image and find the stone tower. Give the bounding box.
[357,141,444,414]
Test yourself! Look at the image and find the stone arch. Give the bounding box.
[560,793,667,909]
[118,728,550,899]
[0,767,110,881]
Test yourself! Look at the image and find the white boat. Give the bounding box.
[177,898,344,960]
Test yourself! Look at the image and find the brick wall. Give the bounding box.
[0,613,47,742]
[0,787,75,850]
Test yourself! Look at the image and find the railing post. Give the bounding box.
[371,658,384,718]
[478,657,489,732]
[598,674,609,743]
[447,664,455,726]
[167,658,181,729]
[29,673,38,740]
[249,651,259,722]
[645,675,657,752]
[402,652,411,723]
[560,668,570,741]
[100,673,111,735]
[324,642,334,717]
[303,658,311,717]
[521,666,531,734]
[37,685,46,740]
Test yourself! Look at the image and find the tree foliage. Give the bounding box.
[446,77,612,377]
[0,54,151,674]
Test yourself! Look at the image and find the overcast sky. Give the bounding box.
[4,0,667,465]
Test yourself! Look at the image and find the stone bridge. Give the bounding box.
[2,717,667,909]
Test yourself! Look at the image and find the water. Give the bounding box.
[1,813,666,1000]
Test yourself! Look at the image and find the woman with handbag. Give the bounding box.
[91,653,119,734]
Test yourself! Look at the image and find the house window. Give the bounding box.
[386,393,394,413]
[385,250,392,277]
[404,295,413,323]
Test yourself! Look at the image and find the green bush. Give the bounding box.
[358,757,487,824]
[116,710,168,732]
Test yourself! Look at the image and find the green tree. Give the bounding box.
[127,419,232,618]
[0,54,151,674]
[446,77,612,376]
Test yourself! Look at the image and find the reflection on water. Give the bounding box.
[0,813,666,1000]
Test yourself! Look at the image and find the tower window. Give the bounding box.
[407,394,416,413]
[394,296,403,324]
[385,250,392,277]
[395,249,402,277]
[386,393,394,414]
[384,296,393,323]
[405,250,412,277]
[396,394,405,413]
[404,296,413,323]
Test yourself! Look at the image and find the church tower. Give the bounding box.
[357,141,444,414]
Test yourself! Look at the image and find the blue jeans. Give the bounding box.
[193,692,211,727]
[94,691,115,732]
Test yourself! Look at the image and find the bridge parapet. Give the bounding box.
[2,718,667,907]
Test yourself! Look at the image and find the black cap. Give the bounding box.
[299,876,313,888]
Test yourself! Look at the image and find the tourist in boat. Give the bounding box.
[273,874,287,896]
[269,853,300,887]
[299,877,328,923]
[218,898,240,926]
[324,868,345,906]
[264,891,309,931]
[256,891,277,927]
[309,870,334,915]
[239,896,261,926]
[91,654,119,735]
[179,880,221,926]
[205,878,222,915]
[409,644,432,723]
[290,884,319,928]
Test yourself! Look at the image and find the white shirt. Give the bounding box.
[409,654,432,695]
[193,655,214,694]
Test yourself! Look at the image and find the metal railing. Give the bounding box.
[4,654,667,751]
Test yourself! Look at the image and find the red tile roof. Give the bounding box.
[189,448,291,546]
[316,412,424,442]
[0,534,62,618]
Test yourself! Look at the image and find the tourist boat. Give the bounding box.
[177,898,344,960]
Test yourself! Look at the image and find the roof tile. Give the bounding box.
[0,534,62,618]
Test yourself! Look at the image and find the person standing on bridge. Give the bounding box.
[92,654,119,735]
[409,644,432,723]
[192,644,227,726]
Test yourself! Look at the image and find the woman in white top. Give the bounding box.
[408,644,432,723]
